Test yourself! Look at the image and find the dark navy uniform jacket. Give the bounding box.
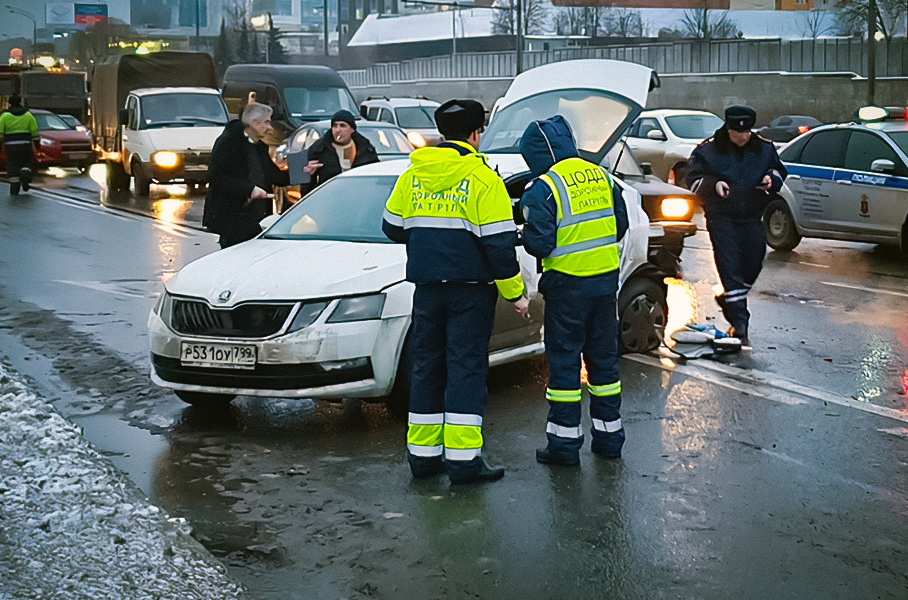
[685,127,787,222]
[519,116,628,298]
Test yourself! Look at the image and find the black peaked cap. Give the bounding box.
[435,99,485,138]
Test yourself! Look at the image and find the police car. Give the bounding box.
[766,106,908,252]
[148,59,673,412]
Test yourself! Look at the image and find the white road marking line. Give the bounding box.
[821,281,908,299]
[798,261,830,268]
[627,352,908,424]
[877,427,908,438]
[153,222,192,238]
[33,190,140,221]
[54,280,147,299]
[33,189,206,237]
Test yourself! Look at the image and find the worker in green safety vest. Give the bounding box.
[519,115,629,466]
[0,96,39,195]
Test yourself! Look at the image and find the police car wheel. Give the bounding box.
[618,277,667,353]
[763,198,801,252]
[174,390,236,408]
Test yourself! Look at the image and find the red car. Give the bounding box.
[0,109,96,171]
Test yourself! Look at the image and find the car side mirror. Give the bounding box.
[640,162,653,176]
[870,158,896,173]
[259,214,281,231]
[646,130,667,141]
[118,109,129,126]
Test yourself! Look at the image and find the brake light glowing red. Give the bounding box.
[798,126,810,134]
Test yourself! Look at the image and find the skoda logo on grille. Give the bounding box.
[217,290,232,303]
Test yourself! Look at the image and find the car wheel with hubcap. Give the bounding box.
[174,390,236,408]
[763,198,801,252]
[618,276,667,353]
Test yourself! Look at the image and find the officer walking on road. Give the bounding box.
[519,116,628,466]
[685,106,787,346]
[383,99,530,484]
[0,96,39,196]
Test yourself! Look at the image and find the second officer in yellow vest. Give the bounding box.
[383,99,529,484]
[519,116,628,466]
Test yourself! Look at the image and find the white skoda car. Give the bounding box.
[149,59,673,412]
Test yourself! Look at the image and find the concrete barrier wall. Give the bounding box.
[348,72,908,126]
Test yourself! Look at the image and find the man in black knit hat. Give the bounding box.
[300,109,379,194]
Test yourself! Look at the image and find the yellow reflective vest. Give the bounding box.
[539,157,620,277]
[383,142,526,300]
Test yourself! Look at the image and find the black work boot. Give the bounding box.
[535,447,580,466]
[9,181,20,195]
[408,454,446,479]
[447,457,505,484]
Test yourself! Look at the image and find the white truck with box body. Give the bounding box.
[91,52,229,195]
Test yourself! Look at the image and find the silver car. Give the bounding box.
[766,119,908,252]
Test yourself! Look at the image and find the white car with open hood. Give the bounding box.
[148,59,672,412]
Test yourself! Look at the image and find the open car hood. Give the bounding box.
[480,59,657,165]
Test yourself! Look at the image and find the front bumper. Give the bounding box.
[150,152,211,184]
[148,309,409,399]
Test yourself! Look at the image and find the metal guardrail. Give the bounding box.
[341,37,908,86]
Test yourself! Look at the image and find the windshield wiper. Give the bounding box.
[177,117,227,125]
[144,121,196,129]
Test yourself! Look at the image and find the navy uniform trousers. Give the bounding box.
[4,142,34,194]
[706,216,766,337]
[544,286,624,458]
[408,281,498,476]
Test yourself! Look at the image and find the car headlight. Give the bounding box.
[327,294,385,323]
[152,151,180,168]
[407,131,427,148]
[155,291,174,324]
[40,137,56,147]
[287,301,329,332]
[660,197,691,219]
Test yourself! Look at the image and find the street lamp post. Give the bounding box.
[867,0,877,105]
[323,0,330,56]
[5,5,37,63]
[515,0,522,74]
[401,0,520,76]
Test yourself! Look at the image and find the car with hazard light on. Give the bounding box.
[763,106,908,252]
[624,108,723,185]
[148,59,676,412]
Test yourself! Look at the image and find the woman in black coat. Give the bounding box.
[301,110,379,194]
[203,102,290,249]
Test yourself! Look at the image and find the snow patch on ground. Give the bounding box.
[0,364,250,599]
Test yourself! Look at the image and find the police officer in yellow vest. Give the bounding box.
[383,99,529,484]
[519,116,629,465]
[0,96,39,195]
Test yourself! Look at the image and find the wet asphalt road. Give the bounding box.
[1,170,907,599]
